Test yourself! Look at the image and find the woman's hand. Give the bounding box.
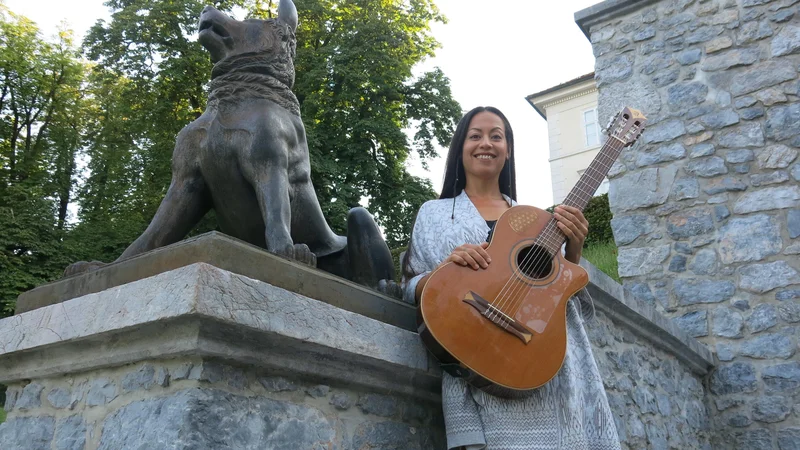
[442,242,492,270]
[553,205,589,264]
[415,242,492,302]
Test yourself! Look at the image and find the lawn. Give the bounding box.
[582,240,620,284]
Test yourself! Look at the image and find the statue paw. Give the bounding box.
[377,279,403,300]
[64,260,107,278]
[292,243,317,267]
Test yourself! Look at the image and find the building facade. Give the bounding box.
[526,73,610,205]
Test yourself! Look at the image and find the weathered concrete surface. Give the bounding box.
[16,232,415,331]
[1,263,438,399]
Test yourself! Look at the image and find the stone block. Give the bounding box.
[685,156,728,177]
[618,245,670,277]
[733,185,800,214]
[666,208,715,239]
[747,304,779,336]
[712,306,743,338]
[46,388,70,409]
[16,382,44,410]
[740,333,796,359]
[757,144,798,169]
[710,362,758,395]
[762,361,800,392]
[752,396,791,422]
[771,24,800,56]
[740,261,800,293]
[675,278,736,305]
[97,389,339,450]
[55,415,86,450]
[673,310,708,337]
[719,215,782,264]
[609,167,677,212]
[13,232,415,333]
[610,215,658,246]
[730,59,796,96]
[0,417,56,450]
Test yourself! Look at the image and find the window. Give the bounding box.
[583,108,600,148]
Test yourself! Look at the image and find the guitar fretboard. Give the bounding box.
[536,137,626,256]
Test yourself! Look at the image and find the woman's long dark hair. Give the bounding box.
[401,106,517,288]
[439,106,517,201]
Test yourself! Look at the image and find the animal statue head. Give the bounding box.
[198,1,298,64]
[198,1,300,112]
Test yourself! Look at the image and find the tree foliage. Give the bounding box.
[0,6,87,315]
[0,0,460,315]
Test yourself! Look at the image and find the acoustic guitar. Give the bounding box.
[418,107,647,398]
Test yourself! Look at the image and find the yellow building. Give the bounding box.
[526,73,609,205]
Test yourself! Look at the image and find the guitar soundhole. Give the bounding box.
[515,245,554,279]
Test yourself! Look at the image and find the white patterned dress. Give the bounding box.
[402,191,621,450]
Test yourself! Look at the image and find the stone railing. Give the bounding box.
[0,232,714,449]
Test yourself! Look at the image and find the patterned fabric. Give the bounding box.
[402,191,621,450]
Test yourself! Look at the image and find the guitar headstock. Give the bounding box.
[604,107,647,147]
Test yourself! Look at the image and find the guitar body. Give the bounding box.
[419,205,589,397]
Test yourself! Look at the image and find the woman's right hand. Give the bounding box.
[442,242,492,270]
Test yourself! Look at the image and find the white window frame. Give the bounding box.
[583,108,600,149]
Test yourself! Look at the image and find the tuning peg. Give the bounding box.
[603,113,618,134]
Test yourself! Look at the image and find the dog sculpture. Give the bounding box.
[66,0,397,292]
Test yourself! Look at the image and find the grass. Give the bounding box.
[0,407,5,425]
[582,240,620,284]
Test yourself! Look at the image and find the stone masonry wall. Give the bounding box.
[584,0,800,448]
[0,357,444,449]
[587,309,713,449]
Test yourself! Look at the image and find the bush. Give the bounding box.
[547,193,613,247]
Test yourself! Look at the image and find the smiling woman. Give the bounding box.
[401,106,621,450]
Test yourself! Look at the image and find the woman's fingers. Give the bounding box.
[555,206,588,241]
[448,243,492,270]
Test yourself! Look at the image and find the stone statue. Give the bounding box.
[66,0,398,293]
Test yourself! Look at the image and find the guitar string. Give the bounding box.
[482,121,636,322]
[490,149,620,322]
[483,141,622,323]
[485,138,625,323]
[495,142,624,319]
[483,142,622,324]
[501,146,623,319]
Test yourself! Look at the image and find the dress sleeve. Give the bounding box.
[401,202,435,305]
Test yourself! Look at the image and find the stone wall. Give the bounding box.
[1,358,443,449]
[577,0,800,448]
[589,310,712,448]
[0,235,717,449]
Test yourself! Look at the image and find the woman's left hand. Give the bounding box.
[553,205,589,264]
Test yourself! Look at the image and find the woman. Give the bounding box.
[402,106,620,450]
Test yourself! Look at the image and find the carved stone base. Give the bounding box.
[0,259,444,449]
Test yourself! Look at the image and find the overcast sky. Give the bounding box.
[5,0,600,208]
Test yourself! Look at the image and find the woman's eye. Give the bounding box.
[469,135,480,140]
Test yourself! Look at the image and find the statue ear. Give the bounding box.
[277,0,298,32]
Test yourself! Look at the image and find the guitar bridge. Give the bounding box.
[463,291,533,344]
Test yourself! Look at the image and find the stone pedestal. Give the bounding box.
[0,234,443,449]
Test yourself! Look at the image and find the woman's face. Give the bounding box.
[461,111,509,183]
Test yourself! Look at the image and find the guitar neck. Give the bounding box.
[537,136,626,256]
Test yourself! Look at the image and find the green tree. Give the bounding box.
[0,7,88,315]
[288,0,460,247]
[81,0,460,252]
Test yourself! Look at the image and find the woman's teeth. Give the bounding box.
[476,155,495,159]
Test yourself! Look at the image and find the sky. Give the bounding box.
[4,0,600,209]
